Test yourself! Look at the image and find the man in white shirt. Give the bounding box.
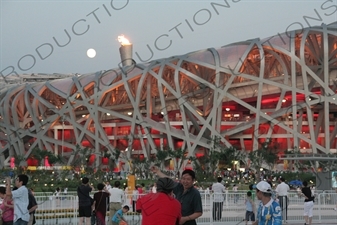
[105,181,112,191]
[108,181,125,225]
[6,175,30,225]
[63,187,68,195]
[233,184,239,204]
[332,172,337,188]
[212,177,225,221]
[275,177,290,221]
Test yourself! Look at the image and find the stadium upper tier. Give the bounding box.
[0,22,337,169]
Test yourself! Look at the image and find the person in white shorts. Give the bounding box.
[301,181,314,225]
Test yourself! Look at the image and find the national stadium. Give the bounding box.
[0,22,336,171]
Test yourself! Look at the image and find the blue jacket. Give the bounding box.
[257,199,282,225]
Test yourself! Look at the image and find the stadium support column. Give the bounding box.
[216,75,224,133]
[54,128,58,155]
[146,77,153,116]
[323,27,330,154]
[145,76,152,153]
[290,30,299,149]
[251,125,255,151]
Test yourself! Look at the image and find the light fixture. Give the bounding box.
[282,99,286,102]
[225,108,230,111]
[127,112,132,115]
[196,109,203,116]
[106,113,111,116]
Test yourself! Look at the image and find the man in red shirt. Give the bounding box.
[137,184,143,197]
[136,177,181,225]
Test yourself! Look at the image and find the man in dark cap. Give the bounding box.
[136,177,181,225]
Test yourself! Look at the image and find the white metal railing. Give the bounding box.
[30,191,337,224]
[34,195,77,225]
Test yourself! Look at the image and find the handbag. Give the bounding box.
[91,192,104,225]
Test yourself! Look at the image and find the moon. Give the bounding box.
[87,48,96,58]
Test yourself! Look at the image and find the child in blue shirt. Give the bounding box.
[245,191,256,225]
[112,205,129,225]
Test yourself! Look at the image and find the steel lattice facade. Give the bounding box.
[0,22,337,169]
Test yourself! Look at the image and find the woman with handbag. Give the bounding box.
[93,183,110,225]
[0,186,14,225]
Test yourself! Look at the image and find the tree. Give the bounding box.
[247,141,278,180]
[105,148,121,172]
[68,145,95,177]
[168,148,188,178]
[13,154,26,175]
[154,147,169,170]
[190,150,220,179]
[218,146,245,170]
[189,136,246,180]
[126,155,154,179]
[30,147,63,166]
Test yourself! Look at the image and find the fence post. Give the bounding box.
[73,196,78,224]
[225,191,229,208]
[210,193,213,225]
[318,193,321,223]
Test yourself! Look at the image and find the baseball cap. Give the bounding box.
[256,181,272,193]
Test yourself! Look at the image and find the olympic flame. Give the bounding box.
[118,35,131,46]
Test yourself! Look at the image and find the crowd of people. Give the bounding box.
[208,175,317,225]
[76,167,203,225]
[0,170,323,225]
[75,167,317,225]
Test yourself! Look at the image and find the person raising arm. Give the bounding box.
[151,166,202,225]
